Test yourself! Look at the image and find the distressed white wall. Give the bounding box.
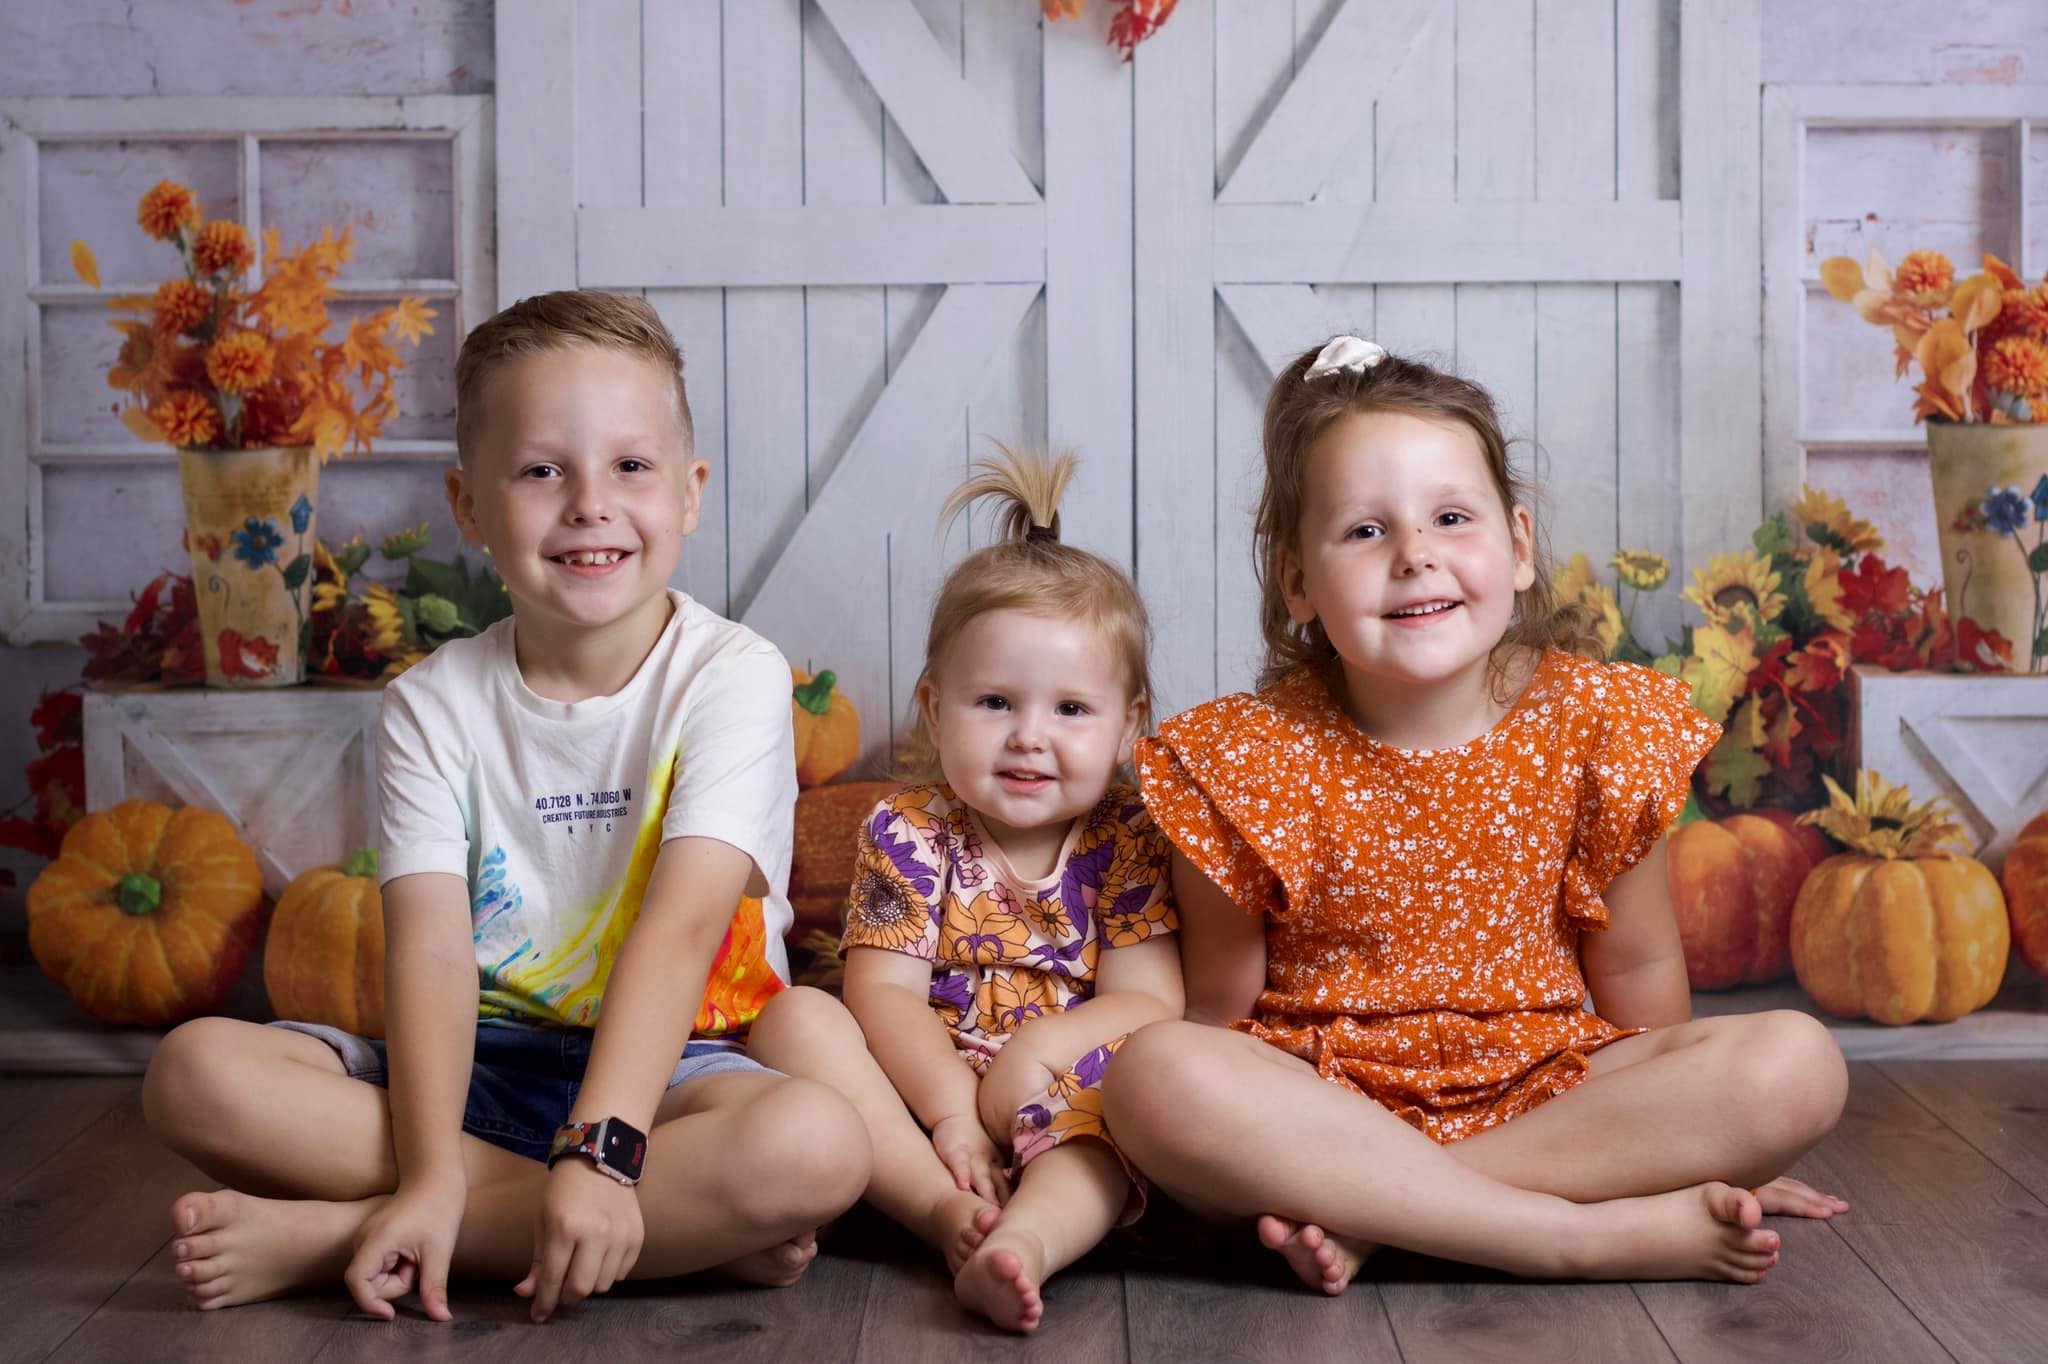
[3,0,2045,913]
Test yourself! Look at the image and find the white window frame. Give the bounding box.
[0,94,494,645]
[1760,83,2046,516]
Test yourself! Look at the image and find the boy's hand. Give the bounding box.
[345,1177,466,1322]
[516,1158,645,1322]
[930,1111,1010,1206]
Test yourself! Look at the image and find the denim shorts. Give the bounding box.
[271,1017,776,1163]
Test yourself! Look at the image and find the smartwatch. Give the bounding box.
[547,1116,647,1185]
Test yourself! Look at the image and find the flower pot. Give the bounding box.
[1925,422,2048,674]
[177,446,319,687]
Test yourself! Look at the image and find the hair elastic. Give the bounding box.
[1305,335,1389,381]
[1024,525,1059,543]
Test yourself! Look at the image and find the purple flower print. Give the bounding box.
[871,812,937,899]
[930,968,974,1015]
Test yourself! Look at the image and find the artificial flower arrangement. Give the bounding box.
[0,530,507,865]
[1554,486,2012,816]
[82,179,434,459]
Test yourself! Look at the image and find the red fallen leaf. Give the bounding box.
[1956,615,2015,672]
[29,689,82,750]
[0,815,61,860]
[217,628,281,680]
[1107,0,1179,59]
[1841,554,1912,619]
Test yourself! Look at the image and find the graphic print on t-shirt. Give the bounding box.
[531,784,637,836]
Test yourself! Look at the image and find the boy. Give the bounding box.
[142,291,870,1322]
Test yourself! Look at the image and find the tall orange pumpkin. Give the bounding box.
[265,848,387,1036]
[1668,808,1832,988]
[792,668,860,788]
[1791,772,2009,1025]
[26,800,264,1025]
[2004,811,2048,980]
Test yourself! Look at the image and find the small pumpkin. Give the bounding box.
[1669,808,1832,988]
[792,668,860,788]
[26,800,264,1025]
[789,780,899,935]
[2003,811,2048,981]
[265,847,387,1037]
[1790,772,2009,1025]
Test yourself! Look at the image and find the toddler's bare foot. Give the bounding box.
[1256,1214,1374,1294]
[1566,1182,1780,1284]
[168,1189,370,1310]
[1753,1175,1849,1219]
[953,1226,1046,1333]
[928,1188,1000,1274]
[717,1231,819,1287]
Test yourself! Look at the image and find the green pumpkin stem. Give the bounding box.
[343,847,381,879]
[116,872,163,916]
[793,670,838,715]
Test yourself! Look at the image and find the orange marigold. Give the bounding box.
[152,279,213,334]
[1986,336,2048,399]
[106,322,176,400]
[2004,282,2048,342]
[137,180,201,241]
[205,330,274,395]
[1892,249,1955,302]
[152,390,221,448]
[191,220,254,278]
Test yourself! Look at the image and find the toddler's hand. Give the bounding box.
[931,1111,1010,1207]
[517,1158,646,1323]
[345,1178,466,1321]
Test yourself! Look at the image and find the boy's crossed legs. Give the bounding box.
[1104,1008,1847,1293]
[143,1016,870,1314]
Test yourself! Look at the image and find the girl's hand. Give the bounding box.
[516,1159,645,1322]
[930,1112,1011,1206]
[344,1176,466,1321]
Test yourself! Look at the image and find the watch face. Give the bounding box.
[598,1118,647,1180]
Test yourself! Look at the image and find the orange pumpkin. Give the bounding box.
[265,848,386,1037]
[2003,811,2048,980]
[1668,808,1832,988]
[26,800,264,1025]
[792,668,860,788]
[1791,773,2008,1025]
[789,780,899,935]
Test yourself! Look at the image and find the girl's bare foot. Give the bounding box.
[928,1188,1000,1274]
[1754,1175,1849,1219]
[953,1226,1046,1333]
[1256,1214,1374,1294]
[718,1230,819,1287]
[1566,1182,1780,1283]
[168,1189,371,1310]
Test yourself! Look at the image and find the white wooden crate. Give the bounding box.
[82,684,384,898]
[1847,666,2048,873]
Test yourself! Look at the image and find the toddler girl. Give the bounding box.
[749,447,1181,1332]
[1101,337,1849,1291]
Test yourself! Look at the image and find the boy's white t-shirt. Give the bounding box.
[376,589,796,1037]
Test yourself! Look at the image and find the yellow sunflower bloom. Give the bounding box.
[1792,487,1884,557]
[1803,548,1854,632]
[1553,551,1597,604]
[362,583,409,652]
[1611,549,1669,591]
[1681,550,1785,627]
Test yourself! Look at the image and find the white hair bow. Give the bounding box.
[1304,335,1388,381]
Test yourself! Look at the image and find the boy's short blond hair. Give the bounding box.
[454,290,695,464]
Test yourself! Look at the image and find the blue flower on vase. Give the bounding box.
[231,516,285,568]
[1981,486,2030,536]
[289,493,313,535]
[2031,473,2048,523]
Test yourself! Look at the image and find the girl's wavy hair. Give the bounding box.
[1252,341,1597,692]
[900,444,1154,782]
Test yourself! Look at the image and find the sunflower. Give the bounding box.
[361,583,409,651]
[1792,486,1884,557]
[1682,550,1785,627]
[1804,548,1855,632]
[1611,548,1669,591]
[1800,770,1967,860]
[844,840,933,954]
[151,390,219,448]
[1580,578,1625,657]
[205,330,275,395]
[191,220,254,278]
[1553,551,1597,603]
[137,180,200,241]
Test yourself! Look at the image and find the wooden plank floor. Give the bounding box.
[3,1062,2042,1364]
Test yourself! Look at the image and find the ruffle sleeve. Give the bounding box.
[1562,662,1721,928]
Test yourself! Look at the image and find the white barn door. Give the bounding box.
[497,0,1760,753]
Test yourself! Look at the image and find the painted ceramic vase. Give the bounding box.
[1925,422,2048,674]
[177,445,319,687]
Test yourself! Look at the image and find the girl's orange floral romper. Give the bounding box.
[1135,649,1719,1142]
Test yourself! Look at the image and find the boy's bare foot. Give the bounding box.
[168,1189,370,1310]
[953,1226,1046,1333]
[1754,1175,1850,1219]
[928,1188,1000,1274]
[1567,1182,1780,1284]
[717,1231,819,1287]
[1256,1214,1374,1294]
